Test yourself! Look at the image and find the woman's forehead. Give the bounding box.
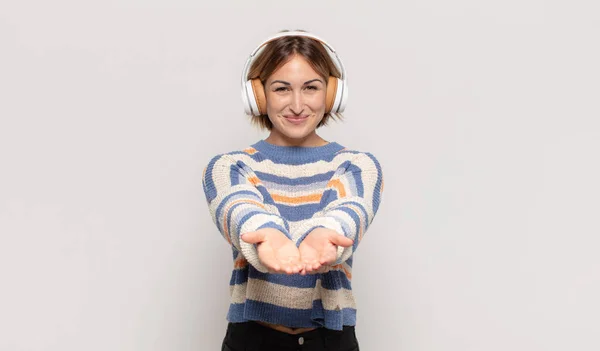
[267,56,323,83]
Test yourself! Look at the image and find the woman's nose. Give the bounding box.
[289,91,303,114]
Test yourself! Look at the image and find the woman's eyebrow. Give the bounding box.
[303,78,324,85]
[270,78,324,86]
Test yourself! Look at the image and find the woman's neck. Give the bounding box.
[264,131,327,147]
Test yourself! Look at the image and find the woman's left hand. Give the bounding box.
[298,227,353,275]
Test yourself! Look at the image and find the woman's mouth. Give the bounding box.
[284,115,308,125]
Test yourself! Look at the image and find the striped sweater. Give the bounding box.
[201,139,384,331]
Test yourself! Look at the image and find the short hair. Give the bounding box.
[246,30,344,131]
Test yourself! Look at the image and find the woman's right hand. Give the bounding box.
[240,228,303,274]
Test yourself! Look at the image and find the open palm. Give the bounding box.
[298,227,353,275]
[241,228,303,274]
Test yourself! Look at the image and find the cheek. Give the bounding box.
[265,93,286,111]
[308,92,327,110]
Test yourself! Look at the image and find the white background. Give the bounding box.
[1,1,599,350]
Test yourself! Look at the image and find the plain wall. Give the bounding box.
[1,0,599,350]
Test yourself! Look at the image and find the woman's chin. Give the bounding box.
[284,129,312,140]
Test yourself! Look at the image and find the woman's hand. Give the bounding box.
[240,228,303,274]
[298,227,354,275]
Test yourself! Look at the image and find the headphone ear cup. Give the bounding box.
[326,76,347,114]
[325,76,338,113]
[243,79,267,116]
[243,80,258,116]
[250,78,267,116]
[336,78,348,113]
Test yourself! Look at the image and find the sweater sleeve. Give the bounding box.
[201,154,291,273]
[293,152,384,265]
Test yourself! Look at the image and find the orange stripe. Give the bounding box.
[327,179,346,197]
[248,176,260,186]
[234,256,248,269]
[271,193,322,204]
[223,199,267,244]
[331,263,352,279]
[243,147,258,155]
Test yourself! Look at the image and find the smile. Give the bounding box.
[284,116,308,124]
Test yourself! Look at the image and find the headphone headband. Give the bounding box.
[241,31,347,89]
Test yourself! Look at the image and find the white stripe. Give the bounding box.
[229,278,357,310]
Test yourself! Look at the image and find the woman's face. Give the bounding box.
[264,54,327,146]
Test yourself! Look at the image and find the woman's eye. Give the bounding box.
[274,87,288,92]
[306,85,318,90]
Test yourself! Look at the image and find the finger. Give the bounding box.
[301,257,318,272]
[301,265,309,275]
[293,260,304,274]
[304,264,312,273]
[282,256,299,273]
[279,258,297,275]
[330,234,354,247]
[287,262,301,275]
[241,231,265,244]
[301,263,307,272]
[286,258,299,274]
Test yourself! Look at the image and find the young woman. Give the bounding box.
[202,30,384,351]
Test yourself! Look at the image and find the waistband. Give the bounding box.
[224,321,356,350]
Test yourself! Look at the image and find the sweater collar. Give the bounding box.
[250,139,345,163]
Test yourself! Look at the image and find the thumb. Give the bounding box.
[240,231,265,244]
[330,234,354,247]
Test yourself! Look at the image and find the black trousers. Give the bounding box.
[221,321,360,351]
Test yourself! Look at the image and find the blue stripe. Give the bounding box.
[330,200,369,230]
[226,203,258,237]
[202,154,225,202]
[320,188,338,207]
[295,225,327,246]
[347,164,365,196]
[248,152,346,166]
[320,270,352,290]
[254,170,336,185]
[257,222,291,239]
[338,206,364,238]
[228,301,321,328]
[217,202,264,233]
[311,300,357,330]
[215,190,262,229]
[365,152,384,213]
[276,203,324,221]
[229,268,249,285]
[248,267,318,288]
[226,300,356,330]
[237,210,289,236]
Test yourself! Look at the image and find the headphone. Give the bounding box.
[240,31,348,117]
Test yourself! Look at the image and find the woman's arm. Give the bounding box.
[202,154,291,273]
[294,152,384,265]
